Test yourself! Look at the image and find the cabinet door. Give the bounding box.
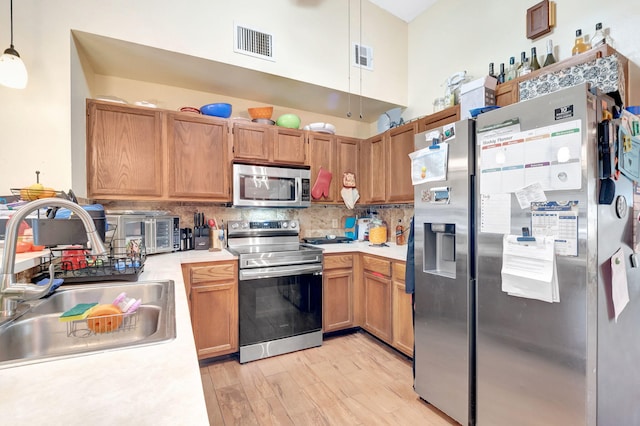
[191,282,238,359]
[274,128,306,165]
[232,122,271,162]
[360,134,386,204]
[386,122,417,203]
[307,132,336,203]
[392,262,413,357]
[166,113,230,200]
[495,80,518,107]
[336,136,359,205]
[323,268,354,332]
[86,100,163,198]
[418,105,460,133]
[363,271,392,342]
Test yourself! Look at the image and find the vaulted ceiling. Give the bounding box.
[368,0,437,22]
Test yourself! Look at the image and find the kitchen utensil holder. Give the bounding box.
[66,310,139,338]
[209,229,225,251]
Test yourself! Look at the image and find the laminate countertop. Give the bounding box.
[0,243,407,425]
[0,249,235,426]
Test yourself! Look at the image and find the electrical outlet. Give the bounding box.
[332,219,339,228]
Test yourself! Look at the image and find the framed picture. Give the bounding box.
[526,0,552,40]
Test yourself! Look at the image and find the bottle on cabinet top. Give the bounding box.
[506,57,517,81]
[497,63,505,84]
[572,29,590,55]
[590,22,613,47]
[543,39,556,67]
[488,62,496,79]
[518,51,531,77]
[530,47,541,71]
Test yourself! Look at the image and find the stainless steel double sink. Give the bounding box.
[0,280,176,369]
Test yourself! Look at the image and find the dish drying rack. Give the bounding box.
[66,310,139,338]
[34,236,146,284]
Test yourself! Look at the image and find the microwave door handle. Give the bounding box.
[145,219,155,251]
[296,178,300,202]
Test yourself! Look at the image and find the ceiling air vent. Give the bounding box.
[353,43,373,70]
[234,23,274,61]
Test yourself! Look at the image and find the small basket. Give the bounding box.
[248,106,273,120]
[66,310,139,338]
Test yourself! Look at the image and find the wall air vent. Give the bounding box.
[234,23,274,61]
[353,43,373,70]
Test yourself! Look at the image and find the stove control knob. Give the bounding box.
[241,222,249,229]
[231,223,239,229]
[290,221,297,229]
[282,221,289,228]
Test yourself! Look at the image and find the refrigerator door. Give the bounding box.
[474,84,596,425]
[414,119,475,425]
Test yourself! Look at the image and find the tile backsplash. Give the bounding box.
[98,201,414,242]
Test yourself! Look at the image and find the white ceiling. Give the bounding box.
[368,0,437,22]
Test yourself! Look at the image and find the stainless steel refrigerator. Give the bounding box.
[414,83,640,425]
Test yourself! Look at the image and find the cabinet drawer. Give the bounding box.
[362,255,391,277]
[393,262,406,281]
[324,254,353,270]
[190,262,236,285]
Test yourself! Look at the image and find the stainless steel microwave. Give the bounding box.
[106,213,180,255]
[232,163,311,208]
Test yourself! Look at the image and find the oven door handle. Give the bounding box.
[239,264,323,280]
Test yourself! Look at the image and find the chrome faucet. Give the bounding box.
[0,198,108,319]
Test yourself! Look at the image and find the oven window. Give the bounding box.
[239,174,295,202]
[239,273,322,346]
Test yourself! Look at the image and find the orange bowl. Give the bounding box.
[248,106,273,120]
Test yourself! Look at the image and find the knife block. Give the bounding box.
[209,230,224,251]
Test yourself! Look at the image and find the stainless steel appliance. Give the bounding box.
[226,219,323,363]
[232,163,311,208]
[106,212,180,255]
[414,83,640,425]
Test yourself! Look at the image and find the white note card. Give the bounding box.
[611,247,629,322]
[480,193,511,234]
[501,235,559,303]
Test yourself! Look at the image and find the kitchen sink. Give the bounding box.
[0,280,176,369]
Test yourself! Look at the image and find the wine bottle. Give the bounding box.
[591,22,606,46]
[506,57,517,81]
[488,62,496,79]
[543,39,556,67]
[572,29,589,55]
[497,63,505,84]
[530,47,540,71]
[517,51,530,77]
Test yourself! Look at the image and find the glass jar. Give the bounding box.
[368,219,388,245]
[433,97,445,112]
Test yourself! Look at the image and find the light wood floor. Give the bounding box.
[199,331,457,425]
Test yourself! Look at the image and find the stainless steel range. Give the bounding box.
[226,219,324,363]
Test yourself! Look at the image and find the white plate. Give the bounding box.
[303,122,336,134]
[96,95,127,104]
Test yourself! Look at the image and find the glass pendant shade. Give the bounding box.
[0,46,28,89]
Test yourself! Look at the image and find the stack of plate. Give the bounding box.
[303,122,336,134]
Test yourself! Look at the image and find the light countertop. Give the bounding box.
[0,249,235,426]
[0,243,404,425]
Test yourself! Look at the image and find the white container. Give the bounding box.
[459,76,498,119]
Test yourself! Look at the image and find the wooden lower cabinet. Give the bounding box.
[182,261,238,359]
[323,254,354,332]
[392,262,413,357]
[362,255,393,342]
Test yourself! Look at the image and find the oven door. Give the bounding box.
[239,264,323,348]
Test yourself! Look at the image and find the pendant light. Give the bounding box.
[0,0,28,89]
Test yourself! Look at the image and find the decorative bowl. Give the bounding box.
[276,113,301,129]
[248,106,273,120]
[200,103,232,118]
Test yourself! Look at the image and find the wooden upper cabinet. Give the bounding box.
[386,121,418,203]
[166,113,230,201]
[86,100,163,199]
[273,128,306,165]
[360,134,386,204]
[232,121,271,162]
[307,132,336,203]
[495,81,518,107]
[336,136,359,205]
[232,122,306,165]
[418,105,460,133]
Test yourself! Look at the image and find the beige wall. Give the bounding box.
[0,0,407,193]
[406,0,640,120]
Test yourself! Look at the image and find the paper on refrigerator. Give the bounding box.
[611,247,629,322]
[409,142,448,185]
[501,235,559,303]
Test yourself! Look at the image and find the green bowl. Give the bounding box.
[276,114,301,129]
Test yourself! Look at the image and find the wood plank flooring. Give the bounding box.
[199,331,457,425]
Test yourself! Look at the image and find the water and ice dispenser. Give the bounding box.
[423,223,456,278]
